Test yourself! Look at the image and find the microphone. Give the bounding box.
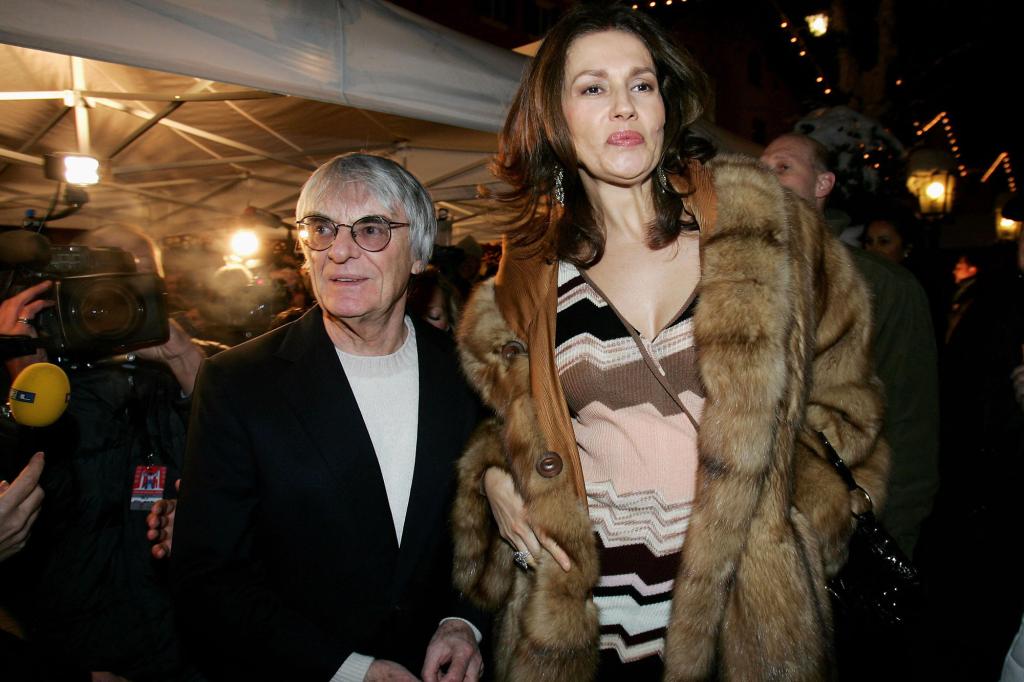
[0,230,52,270]
[7,362,70,427]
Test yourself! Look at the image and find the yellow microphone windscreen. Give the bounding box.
[8,362,71,427]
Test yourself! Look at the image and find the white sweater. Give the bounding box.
[335,316,419,545]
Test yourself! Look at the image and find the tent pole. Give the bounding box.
[156,177,246,222]
[0,107,69,178]
[108,102,183,159]
[92,98,316,171]
[71,56,91,156]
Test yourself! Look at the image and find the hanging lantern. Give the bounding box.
[996,215,1021,241]
[805,13,829,36]
[906,148,956,217]
[996,194,1022,241]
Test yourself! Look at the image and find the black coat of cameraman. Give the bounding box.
[3,230,220,681]
[20,361,203,681]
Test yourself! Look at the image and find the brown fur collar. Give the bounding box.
[453,154,888,681]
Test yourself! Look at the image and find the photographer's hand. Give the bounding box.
[1,280,52,379]
[146,478,179,560]
[135,319,204,396]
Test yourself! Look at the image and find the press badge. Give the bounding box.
[130,465,168,510]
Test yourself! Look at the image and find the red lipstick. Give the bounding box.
[607,131,644,146]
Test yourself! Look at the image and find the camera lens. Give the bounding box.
[75,282,143,338]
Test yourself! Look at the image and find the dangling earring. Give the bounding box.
[657,166,669,192]
[553,166,565,206]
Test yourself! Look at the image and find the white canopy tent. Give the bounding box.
[0,0,757,245]
[0,0,526,132]
[0,0,527,242]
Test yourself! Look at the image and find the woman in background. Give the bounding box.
[863,217,913,265]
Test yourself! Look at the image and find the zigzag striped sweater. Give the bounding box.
[555,261,703,665]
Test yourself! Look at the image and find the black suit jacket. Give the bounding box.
[171,308,481,680]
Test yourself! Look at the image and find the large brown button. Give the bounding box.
[536,451,563,478]
[500,340,526,362]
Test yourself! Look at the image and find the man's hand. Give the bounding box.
[422,620,482,682]
[135,318,195,364]
[146,478,180,560]
[0,280,53,336]
[135,319,204,395]
[365,660,420,681]
[0,452,45,562]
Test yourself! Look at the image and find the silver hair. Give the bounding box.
[296,153,436,261]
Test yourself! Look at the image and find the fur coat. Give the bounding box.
[452,154,890,681]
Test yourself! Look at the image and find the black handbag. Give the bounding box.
[819,432,923,633]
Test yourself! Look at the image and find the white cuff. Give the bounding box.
[331,652,375,682]
[439,616,483,644]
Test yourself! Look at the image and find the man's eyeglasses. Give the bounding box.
[297,215,409,253]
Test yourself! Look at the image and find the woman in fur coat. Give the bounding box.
[451,5,889,681]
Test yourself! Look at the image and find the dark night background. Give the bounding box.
[397,0,1022,245]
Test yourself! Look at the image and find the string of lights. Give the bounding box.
[771,5,908,101]
[1002,154,1016,193]
[772,4,833,98]
[914,111,967,178]
[628,0,1016,218]
[630,1,688,10]
[629,2,836,98]
[981,152,1017,193]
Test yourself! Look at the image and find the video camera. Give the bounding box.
[1,230,169,362]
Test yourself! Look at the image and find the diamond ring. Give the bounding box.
[512,549,532,571]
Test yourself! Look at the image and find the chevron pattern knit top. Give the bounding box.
[554,261,704,664]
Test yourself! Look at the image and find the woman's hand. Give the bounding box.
[482,466,572,572]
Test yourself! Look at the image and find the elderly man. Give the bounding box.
[172,154,484,682]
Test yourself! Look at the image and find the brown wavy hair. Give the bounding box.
[493,3,714,267]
